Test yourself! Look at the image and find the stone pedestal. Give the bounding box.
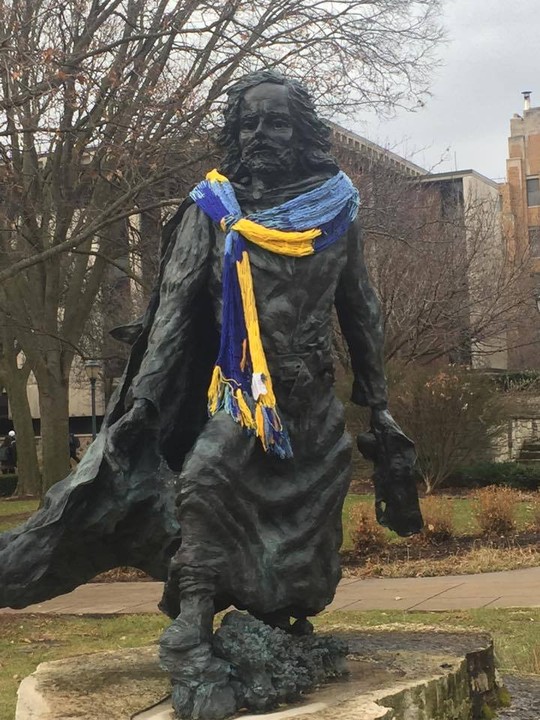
[15,628,502,720]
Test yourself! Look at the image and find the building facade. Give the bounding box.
[502,91,540,368]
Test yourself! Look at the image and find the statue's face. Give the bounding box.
[238,83,296,180]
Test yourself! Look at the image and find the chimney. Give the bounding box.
[522,90,532,111]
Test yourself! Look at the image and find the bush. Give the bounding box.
[388,364,506,494]
[0,474,18,497]
[418,496,454,544]
[473,486,518,537]
[349,504,387,554]
[446,462,540,492]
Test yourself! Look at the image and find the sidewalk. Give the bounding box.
[2,566,539,615]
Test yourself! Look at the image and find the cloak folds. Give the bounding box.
[0,173,397,618]
[0,197,210,609]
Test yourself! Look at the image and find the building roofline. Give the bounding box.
[327,120,428,177]
[419,168,501,189]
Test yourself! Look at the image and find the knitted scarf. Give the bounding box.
[190,169,359,459]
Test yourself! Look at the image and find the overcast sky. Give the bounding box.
[351,0,540,182]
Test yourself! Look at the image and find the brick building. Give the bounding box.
[502,91,540,368]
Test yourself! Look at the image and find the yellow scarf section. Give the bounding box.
[206,168,323,454]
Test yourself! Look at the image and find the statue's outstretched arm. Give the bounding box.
[335,219,423,537]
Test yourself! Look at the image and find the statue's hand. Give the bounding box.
[105,398,157,471]
[357,408,423,537]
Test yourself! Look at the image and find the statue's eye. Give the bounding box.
[273,118,290,129]
[241,117,257,130]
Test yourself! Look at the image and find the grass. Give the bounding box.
[0,500,39,518]
[315,608,540,676]
[0,499,39,533]
[1,608,538,719]
[2,493,537,542]
[0,614,169,720]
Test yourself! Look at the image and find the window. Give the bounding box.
[526,177,540,206]
[529,227,540,257]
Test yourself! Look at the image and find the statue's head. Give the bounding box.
[219,70,338,183]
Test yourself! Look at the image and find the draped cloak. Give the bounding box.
[0,173,388,617]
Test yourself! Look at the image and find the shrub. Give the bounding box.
[388,364,506,494]
[349,504,387,554]
[418,496,454,544]
[0,474,18,498]
[473,486,518,537]
[446,462,540,492]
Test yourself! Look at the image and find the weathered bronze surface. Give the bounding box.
[0,70,422,719]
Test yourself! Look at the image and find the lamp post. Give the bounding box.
[84,360,100,440]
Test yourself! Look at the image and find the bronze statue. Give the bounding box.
[0,70,422,718]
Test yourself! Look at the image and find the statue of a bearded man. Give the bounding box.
[0,70,422,718]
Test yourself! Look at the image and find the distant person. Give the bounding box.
[69,433,80,465]
[1,434,16,473]
[7,430,16,468]
[0,437,10,474]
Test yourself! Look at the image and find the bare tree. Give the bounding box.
[389,363,506,494]
[336,148,534,367]
[0,0,444,489]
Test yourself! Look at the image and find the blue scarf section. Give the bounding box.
[190,170,360,458]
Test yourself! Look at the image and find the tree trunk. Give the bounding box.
[423,476,434,495]
[0,327,41,496]
[38,376,71,493]
[6,374,41,496]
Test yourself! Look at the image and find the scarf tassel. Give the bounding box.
[209,366,292,458]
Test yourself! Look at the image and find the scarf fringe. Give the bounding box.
[209,365,293,459]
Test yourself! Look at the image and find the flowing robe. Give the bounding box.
[0,175,387,616]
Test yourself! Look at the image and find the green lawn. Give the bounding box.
[1,493,537,545]
[1,609,538,719]
[0,614,169,720]
[0,500,39,517]
[0,499,39,533]
[316,608,540,676]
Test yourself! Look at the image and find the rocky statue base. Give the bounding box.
[15,626,505,720]
[159,611,349,719]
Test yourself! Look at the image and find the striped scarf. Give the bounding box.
[191,169,359,459]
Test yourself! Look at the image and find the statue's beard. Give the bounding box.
[241,142,296,180]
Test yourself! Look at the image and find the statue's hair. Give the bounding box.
[218,69,339,180]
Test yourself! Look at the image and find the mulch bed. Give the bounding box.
[341,530,540,570]
[91,567,153,582]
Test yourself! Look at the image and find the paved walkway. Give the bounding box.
[2,566,539,615]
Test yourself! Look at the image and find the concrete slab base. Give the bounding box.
[15,629,502,720]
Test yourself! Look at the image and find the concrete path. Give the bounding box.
[2,566,539,615]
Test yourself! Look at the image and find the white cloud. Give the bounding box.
[350,0,540,180]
